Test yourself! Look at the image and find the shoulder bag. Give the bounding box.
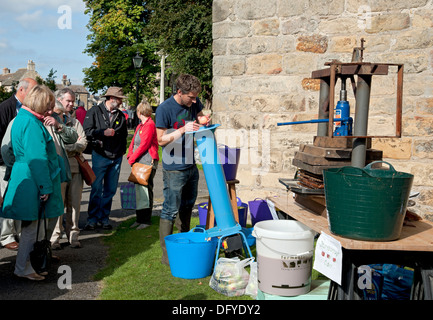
[128,161,153,186]
[74,154,96,185]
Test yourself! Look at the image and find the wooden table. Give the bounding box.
[270,195,433,300]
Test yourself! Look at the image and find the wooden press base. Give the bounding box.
[205,179,240,229]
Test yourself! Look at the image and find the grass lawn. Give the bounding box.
[95,216,255,300]
[94,215,326,300]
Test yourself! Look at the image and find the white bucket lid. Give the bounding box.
[253,220,315,240]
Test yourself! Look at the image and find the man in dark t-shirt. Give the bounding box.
[155,74,210,266]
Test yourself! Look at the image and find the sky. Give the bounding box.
[0,0,93,87]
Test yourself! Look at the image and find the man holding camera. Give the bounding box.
[83,87,128,230]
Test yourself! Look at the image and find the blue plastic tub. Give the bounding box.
[218,145,241,181]
[197,202,215,226]
[165,230,218,279]
[248,198,273,226]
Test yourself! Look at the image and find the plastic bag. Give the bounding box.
[245,260,257,299]
[209,257,252,297]
[358,264,414,300]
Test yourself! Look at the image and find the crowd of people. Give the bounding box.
[0,73,210,281]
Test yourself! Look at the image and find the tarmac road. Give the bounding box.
[0,154,209,300]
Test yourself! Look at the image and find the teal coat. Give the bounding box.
[1,109,64,221]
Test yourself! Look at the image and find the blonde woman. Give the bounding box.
[1,85,64,280]
[127,100,159,229]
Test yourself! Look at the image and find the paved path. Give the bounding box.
[0,154,209,300]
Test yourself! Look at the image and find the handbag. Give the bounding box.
[128,162,153,186]
[74,154,96,185]
[30,201,52,275]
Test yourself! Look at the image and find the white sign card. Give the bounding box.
[313,232,343,285]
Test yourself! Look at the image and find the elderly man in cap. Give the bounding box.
[83,87,128,230]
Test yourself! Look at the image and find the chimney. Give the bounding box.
[62,74,71,86]
[3,68,10,75]
[27,60,35,71]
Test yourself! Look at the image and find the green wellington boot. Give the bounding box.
[159,218,173,266]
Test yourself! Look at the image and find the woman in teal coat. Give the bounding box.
[1,84,64,281]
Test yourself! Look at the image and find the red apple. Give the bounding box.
[198,115,209,125]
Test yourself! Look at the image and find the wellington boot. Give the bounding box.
[159,218,173,266]
[175,206,193,233]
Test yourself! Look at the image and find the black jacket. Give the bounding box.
[83,102,128,159]
[0,95,19,165]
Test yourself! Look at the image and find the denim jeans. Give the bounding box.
[87,151,122,225]
[161,165,199,222]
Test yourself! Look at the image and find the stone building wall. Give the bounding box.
[212,0,433,220]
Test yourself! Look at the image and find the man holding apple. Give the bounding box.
[155,74,210,266]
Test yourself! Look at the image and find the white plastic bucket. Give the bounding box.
[252,220,315,296]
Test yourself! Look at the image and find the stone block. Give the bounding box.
[372,138,412,160]
[301,78,321,91]
[296,34,328,53]
[412,10,433,28]
[213,0,233,23]
[366,13,410,33]
[213,21,250,39]
[253,18,280,36]
[346,0,428,12]
[246,54,283,75]
[329,36,358,53]
[318,18,358,35]
[213,39,227,56]
[283,53,319,74]
[212,76,232,94]
[231,76,292,94]
[403,117,433,136]
[278,0,308,17]
[281,17,319,35]
[418,188,433,207]
[392,29,433,51]
[234,0,277,20]
[213,56,245,76]
[414,139,433,159]
[415,98,433,115]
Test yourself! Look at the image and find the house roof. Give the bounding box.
[0,68,40,86]
[56,84,89,94]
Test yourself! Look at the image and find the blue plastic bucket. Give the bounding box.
[165,230,218,279]
[197,202,216,226]
[237,197,248,228]
[218,145,241,181]
[248,198,273,226]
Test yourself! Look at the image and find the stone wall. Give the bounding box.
[211,0,433,220]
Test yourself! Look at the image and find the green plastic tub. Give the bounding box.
[323,161,413,241]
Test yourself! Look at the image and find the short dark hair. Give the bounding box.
[175,74,201,94]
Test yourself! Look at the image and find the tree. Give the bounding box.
[83,0,159,101]
[145,0,213,107]
[82,0,214,108]
[0,86,13,103]
[36,68,57,91]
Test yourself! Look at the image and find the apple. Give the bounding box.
[198,115,209,125]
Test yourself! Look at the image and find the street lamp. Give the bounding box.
[132,51,143,128]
